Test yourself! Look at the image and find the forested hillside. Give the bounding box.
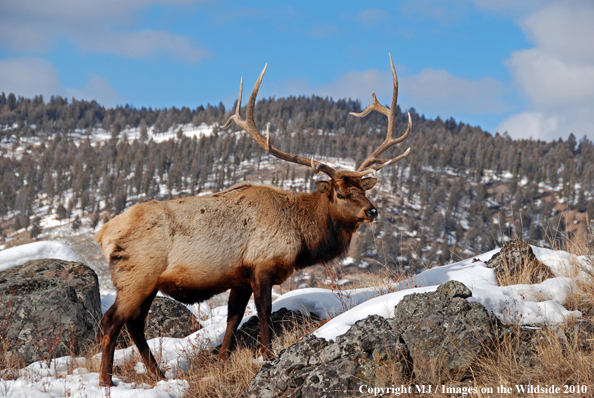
[1,92,593,273]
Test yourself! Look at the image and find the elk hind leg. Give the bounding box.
[219,286,252,361]
[99,300,128,386]
[251,266,275,359]
[125,290,165,380]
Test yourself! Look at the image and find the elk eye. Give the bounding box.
[337,192,345,199]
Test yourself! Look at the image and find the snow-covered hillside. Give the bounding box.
[2,118,593,290]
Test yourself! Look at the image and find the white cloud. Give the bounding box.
[0,58,62,98]
[0,0,209,63]
[266,66,507,120]
[356,9,389,26]
[76,30,210,64]
[507,50,594,107]
[497,105,594,142]
[318,69,392,102]
[498,0,594,141]
[0,58,124,106]
[471,0,547,17]
[265,69,391,104]
[309,24,340,38]
[521,1,594,64]
[496,112,558,141]
[401,68,508,115]
[67,74,124,106]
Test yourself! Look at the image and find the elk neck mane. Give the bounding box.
[291,186,357,268]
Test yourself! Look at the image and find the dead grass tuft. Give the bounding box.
[182,347,260,398]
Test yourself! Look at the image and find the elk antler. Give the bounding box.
[223,65,338,179]
[351,53,412,172]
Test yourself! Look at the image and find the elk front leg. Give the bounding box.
[219,286,253,361]
[251,266,275,359]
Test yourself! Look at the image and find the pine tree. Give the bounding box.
[72,215,81,230]
[56,203,69,220]
[30,216,42,238]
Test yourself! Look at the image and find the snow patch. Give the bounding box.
[0,241,77,272]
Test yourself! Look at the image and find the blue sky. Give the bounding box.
[1,0,593,142]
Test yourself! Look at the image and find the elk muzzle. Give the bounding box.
[365,208,378,219]
[358,207,378,223]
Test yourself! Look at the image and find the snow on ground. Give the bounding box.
[0,241,77,272]
[0,243,592,397]
[314,247,585,340]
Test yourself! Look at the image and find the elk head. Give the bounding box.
[223,53,412,225]
[314,173,378,225]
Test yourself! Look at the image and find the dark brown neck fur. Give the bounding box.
[292,191,358,269]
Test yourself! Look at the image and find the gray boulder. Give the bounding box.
[248,315,411,398]
[0,259,101,365]
[248,281,508,396]
[117,296,199,347]
[391,280,504,383]
[145,297,198,340]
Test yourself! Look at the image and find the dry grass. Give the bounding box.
[494,252,553,286]
[468,236,594,396]
[471,322,594,396]
[361,234,594,396]
[181,347,260,397]
[0,291,23,375]
[180,314,323,397]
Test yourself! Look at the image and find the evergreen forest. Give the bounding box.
[1,92,593,273]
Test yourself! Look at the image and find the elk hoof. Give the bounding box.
[99,379,115,387]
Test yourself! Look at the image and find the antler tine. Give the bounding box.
[351,53,412,173]
[223,64,337,179]
[246,64,267,129]
[222,77,243,130]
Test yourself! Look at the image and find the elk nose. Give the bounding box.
[365,208,378,219]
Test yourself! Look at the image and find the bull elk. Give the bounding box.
[95,53,412,386]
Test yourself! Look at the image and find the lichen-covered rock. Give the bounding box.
[145,297,198,340]
[0,259,101,365]
[235,307,321,352]
[391,280,504,383]
[117,296,198,348]
[435,279,472,299]
[247,315,411,398]
[486,239,554,284]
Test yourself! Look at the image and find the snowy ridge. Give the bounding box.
[314,247,584,340]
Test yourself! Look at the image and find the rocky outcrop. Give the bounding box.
[0,259,101,365]
[248,315,411,398]
[145,297,199,340]
[248,281,507,396]
[391,281,504,383]
[116,296,199,348]
[486,239,554,284]
[235,307,321,352]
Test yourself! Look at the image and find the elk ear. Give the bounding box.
[361,177,377,191]
[315,180,331,194]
